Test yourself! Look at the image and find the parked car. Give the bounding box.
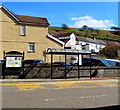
[53,62,72,68]
[0,60,5,64]
[0,60,6,67]
[70,57,78,65]
[24,60,47,65]
[70,56,82,65]
[105,59,120,67]
[82,58,112,67]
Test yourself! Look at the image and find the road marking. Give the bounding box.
[45,99,49,101]
[88,82,119,87]
[1,80,119,91]
[52,83,82,88]
[16,84,45,91]
[0,80,119,86]
[43,94,107,102]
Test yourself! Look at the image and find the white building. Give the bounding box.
[48,31,107,53]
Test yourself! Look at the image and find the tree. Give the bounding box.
[111,26,120,31]
[81,25,89,37]
[82,25,88,29]
[100,44,120,58]
[61,24,69,29]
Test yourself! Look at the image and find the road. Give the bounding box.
[1,79,119,109]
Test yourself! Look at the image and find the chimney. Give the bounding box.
[93,37,96,40]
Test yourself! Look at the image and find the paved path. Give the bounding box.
[1,79,119,109]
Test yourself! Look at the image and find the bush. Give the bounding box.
[100,44,120,58]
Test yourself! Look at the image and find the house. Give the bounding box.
[48,31,108,53]
[0,5,63,62]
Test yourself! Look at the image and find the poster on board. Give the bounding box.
[6,57,22,67]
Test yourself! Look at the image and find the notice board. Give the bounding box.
[6,57,22,67]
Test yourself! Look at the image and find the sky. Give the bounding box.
[1,2,118,29]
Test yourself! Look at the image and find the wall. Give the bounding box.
[24,66,120,78]
[1,8,62,62]
[0,9,3,59]
[2,66,120,79]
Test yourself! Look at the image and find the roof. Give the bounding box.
[14,15,49,26]
[47,34,65,46]
[0,5,49,26]
[86,38,97,44]
[76,36,89,42]
[49,31,71,38]
[95,39,107,45]
[45,48,91,55]
[60,39,69,43]
[49,31,107,45]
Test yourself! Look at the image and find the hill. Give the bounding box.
[48,26,120,42]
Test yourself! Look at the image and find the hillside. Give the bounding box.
[48,26,120,42]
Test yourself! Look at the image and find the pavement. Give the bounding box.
[0,77,118,83]
[1,77,119,108]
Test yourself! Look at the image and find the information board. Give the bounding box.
[6,57,22,67]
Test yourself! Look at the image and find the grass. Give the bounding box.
[49,26,120,42]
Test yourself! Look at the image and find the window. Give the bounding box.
[28,43,35,52]
[96,44,97,49]
[21,25,26,36]
[91,49,95,52]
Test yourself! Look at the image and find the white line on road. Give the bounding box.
[44,94,107,101]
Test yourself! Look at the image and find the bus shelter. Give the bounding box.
[45,48,92,79]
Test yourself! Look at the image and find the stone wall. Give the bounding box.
[3,65,119,79]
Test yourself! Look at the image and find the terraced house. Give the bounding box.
[0,5,63,62]
[48,31,107,53]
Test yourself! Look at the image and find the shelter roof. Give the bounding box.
[45,48,91,55]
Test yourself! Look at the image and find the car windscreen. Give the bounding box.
[36,60,44,64]
[101,60,111,66]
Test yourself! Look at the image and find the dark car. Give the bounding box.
[0,60,6,68]
[53,62,72,68]
[24,60,47,65]
[0,60,5,64]
[82,58,112,67]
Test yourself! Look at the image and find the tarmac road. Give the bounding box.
[1,79,120,109]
